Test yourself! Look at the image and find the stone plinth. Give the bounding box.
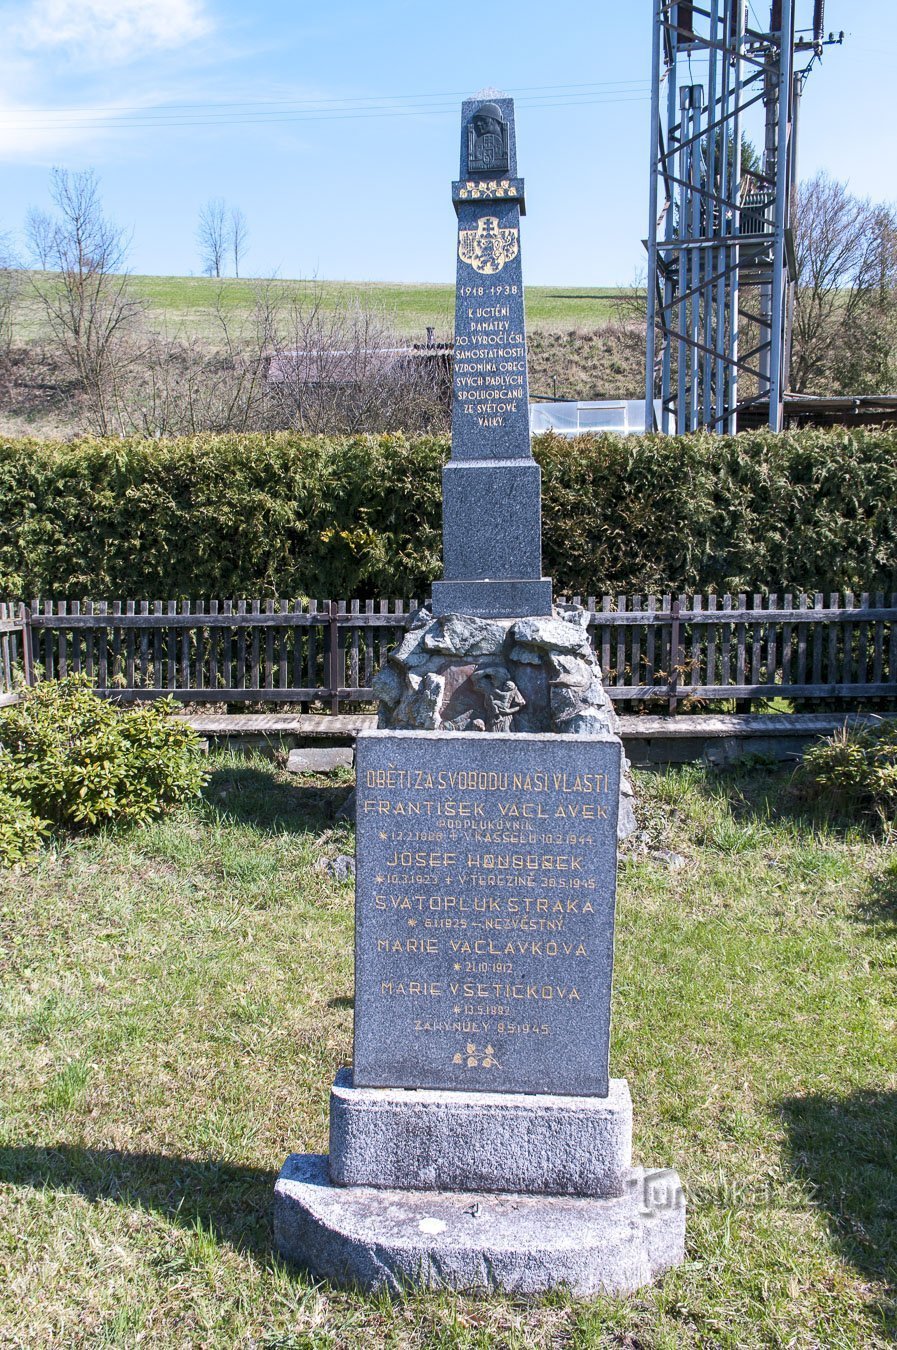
[329,1070,632,1197]
[273,1154,686,1296]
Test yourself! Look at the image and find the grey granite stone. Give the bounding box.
[440,460,543,581]
[371,664,403,710]
[512,617,593,657]
[422,614,510,659]
[273,1153,686,1296]
[430,580,553,620]
[287,747,353,773]
[354,731,620,1097]
[374,605,636,840]
[430,96,552,620]
[329,1069,632,1197]
[319,855,356,882]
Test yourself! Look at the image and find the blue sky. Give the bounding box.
[0,0,893,285]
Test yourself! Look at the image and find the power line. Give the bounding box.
[8,77,651,118]
[4,89,652,132]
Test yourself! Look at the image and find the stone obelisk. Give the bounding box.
[430,95,552,620]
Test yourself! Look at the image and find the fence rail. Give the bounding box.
[2,592,895,714]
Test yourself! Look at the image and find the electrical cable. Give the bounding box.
[2,89,653,132]
[9,77,651,117]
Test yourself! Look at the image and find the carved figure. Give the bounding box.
[472,664,526,732]
[467,103,509,173]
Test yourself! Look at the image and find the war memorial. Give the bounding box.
[273,95,686,1296]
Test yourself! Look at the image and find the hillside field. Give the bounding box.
[12,274,631,343]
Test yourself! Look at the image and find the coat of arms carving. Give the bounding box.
[457,216,519,276]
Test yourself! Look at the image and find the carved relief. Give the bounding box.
[458,216,519,276]
[374,605,635,838]
[467,102,509,173]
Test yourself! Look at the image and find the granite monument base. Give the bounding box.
[329,1069,632,1197]
[430,578,553,619]
[274,1070,685,1296]
[273,1154,685,1297]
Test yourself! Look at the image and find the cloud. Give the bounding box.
[0,0,214,160]
[15,0,211,62]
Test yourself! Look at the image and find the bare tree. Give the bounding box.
[197,198,227,278]
[0,231,21,370]
[230,207,249,278]
[111,283,281,437]
[267,289,447,434]
[26,168,143,435]
[791,173,897,394]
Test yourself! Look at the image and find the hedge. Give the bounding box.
[1,428,896,599]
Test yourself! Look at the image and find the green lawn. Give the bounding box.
[14,275,630,343]
[1,755,894,1347]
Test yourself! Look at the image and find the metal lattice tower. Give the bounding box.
[645,1,834,433]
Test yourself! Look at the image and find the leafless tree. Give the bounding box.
[266,288,447,434]
[0,231,21,370]
[108,284,276,437]
[230,207,249,278]
[197,198,227,278]
[26,168,144,435]
[791,173,897,394]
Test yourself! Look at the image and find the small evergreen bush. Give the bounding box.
[0,771,47,866]
[795,721,897,819]
[0,676,208,832]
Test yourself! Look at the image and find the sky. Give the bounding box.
[0,0,894,287]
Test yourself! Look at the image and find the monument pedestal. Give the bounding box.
[274,1073,685,1296]
[329,1070,632,1196]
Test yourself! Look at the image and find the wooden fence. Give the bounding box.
[0,602,31,707]
[2,592,896,714]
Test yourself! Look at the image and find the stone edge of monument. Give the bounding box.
[273,1154,686,1297]
[329,1069,632,1198]
[430,580,553,619]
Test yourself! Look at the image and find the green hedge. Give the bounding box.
[1,428,896,598]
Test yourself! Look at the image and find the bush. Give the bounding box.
[0,677,208,831]
[1,427,897,598]
[0,769,47,866]
[795,721,897,819]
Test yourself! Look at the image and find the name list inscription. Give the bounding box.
[353,731,621,1097]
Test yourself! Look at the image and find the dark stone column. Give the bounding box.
[430,96,552,620]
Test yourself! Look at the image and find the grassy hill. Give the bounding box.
[3,275,644,438]
[85,275,630,341]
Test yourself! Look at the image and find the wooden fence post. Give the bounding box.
[329,600,341,715]
[668,598,681,716]
[20,603,34,687]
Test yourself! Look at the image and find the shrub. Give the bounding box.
[1,427,897,598]
[0,676,208,830]
[795,721,897,819]
[0,768,47,866]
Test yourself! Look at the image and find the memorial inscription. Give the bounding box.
[431,94,552,619]
[354,730,621,1097]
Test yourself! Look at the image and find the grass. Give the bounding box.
[1,753,895,1347]
[12,275,631,343]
